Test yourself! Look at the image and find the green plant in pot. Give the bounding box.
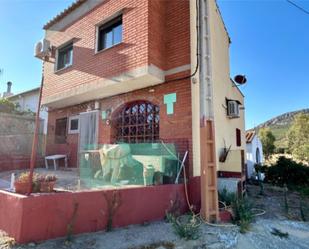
[39,174,57,193]
[14,172,39,194]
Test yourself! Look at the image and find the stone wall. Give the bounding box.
[0,113,44,171]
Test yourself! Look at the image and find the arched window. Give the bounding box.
[114,101,159,143]
[256,147,261,164]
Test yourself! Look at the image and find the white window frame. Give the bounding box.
[68,115,79,134]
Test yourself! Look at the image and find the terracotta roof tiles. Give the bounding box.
[246,130,256,144]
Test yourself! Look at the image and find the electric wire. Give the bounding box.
[287,0,309,15]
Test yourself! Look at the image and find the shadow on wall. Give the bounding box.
[49,42,135,83]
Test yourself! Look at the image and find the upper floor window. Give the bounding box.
[97,16,122,52]
[57,43,73,71]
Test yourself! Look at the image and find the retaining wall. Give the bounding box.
[0,181,200,243]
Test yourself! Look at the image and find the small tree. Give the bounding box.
[259,127,276,159]
[287,113,309,162]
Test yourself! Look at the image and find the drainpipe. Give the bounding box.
[199,0,219,222]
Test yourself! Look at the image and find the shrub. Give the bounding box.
[0,98,15,113]
[166,213,200,240]
[274,147,286,154]
[218,188,236,207]
[232,197,253,233]
[265,156,309,187]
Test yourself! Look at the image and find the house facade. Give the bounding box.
[8,87,48,135]
[246,130,264,178]
[39,0,246,220]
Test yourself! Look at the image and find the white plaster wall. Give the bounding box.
[246,135,264,178]
[11,92,48,134]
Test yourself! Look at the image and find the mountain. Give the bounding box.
[255,108,309,149]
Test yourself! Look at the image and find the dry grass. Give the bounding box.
[0,231,15,249]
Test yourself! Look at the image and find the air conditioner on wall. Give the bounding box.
[34,39,51,59]
[227,100,240,118]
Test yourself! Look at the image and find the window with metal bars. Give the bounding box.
[115,101,159,143]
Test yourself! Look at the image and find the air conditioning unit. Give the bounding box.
[34,39,51,59]
[227,100,240,118]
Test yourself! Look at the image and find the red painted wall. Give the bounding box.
[0,192,24,240]
[0,182,200,244]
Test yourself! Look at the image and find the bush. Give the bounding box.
[274,147,286,154]
[232,197,253,233]
[166,213,200,240]
[254,163,268,174]
[218,188,236,207]
[0,98,15,113]
[265,156,309,187]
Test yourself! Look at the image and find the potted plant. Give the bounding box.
[14,172,39,194]
[39,174,57,193]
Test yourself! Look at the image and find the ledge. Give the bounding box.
[42,64,165,109]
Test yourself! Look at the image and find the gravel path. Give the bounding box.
[236,218,309,249]
[1,217,308,249]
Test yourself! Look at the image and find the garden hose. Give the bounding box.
[160,140,266,228]
[251,208,266,217]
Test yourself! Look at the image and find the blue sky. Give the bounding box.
[217,0,309,128]
[0,0,308,129]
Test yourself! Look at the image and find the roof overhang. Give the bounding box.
[44,0,103,31]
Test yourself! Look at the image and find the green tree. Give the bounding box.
[287,113,309,162]
[259,127,276,159]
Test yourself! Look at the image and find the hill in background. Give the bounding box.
[255,108,309,149]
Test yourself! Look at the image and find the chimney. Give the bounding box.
[7,81,12,94]
[3,81,13,98]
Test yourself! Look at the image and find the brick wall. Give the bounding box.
[44,0,192,173]
[46,75,193,174]
[43,0,190,100]
[43,0,150,99]
[148,0,190,71]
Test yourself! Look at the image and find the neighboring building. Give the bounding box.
[7,87,48,134]
[246,130,264,178]
[37,0,246,220]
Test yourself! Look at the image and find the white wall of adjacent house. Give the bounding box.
[10,91,48,134]
[246,135,264,178]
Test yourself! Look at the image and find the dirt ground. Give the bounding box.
[0,168,79,191]
[0,183,308,249]
[246,183,309,221]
